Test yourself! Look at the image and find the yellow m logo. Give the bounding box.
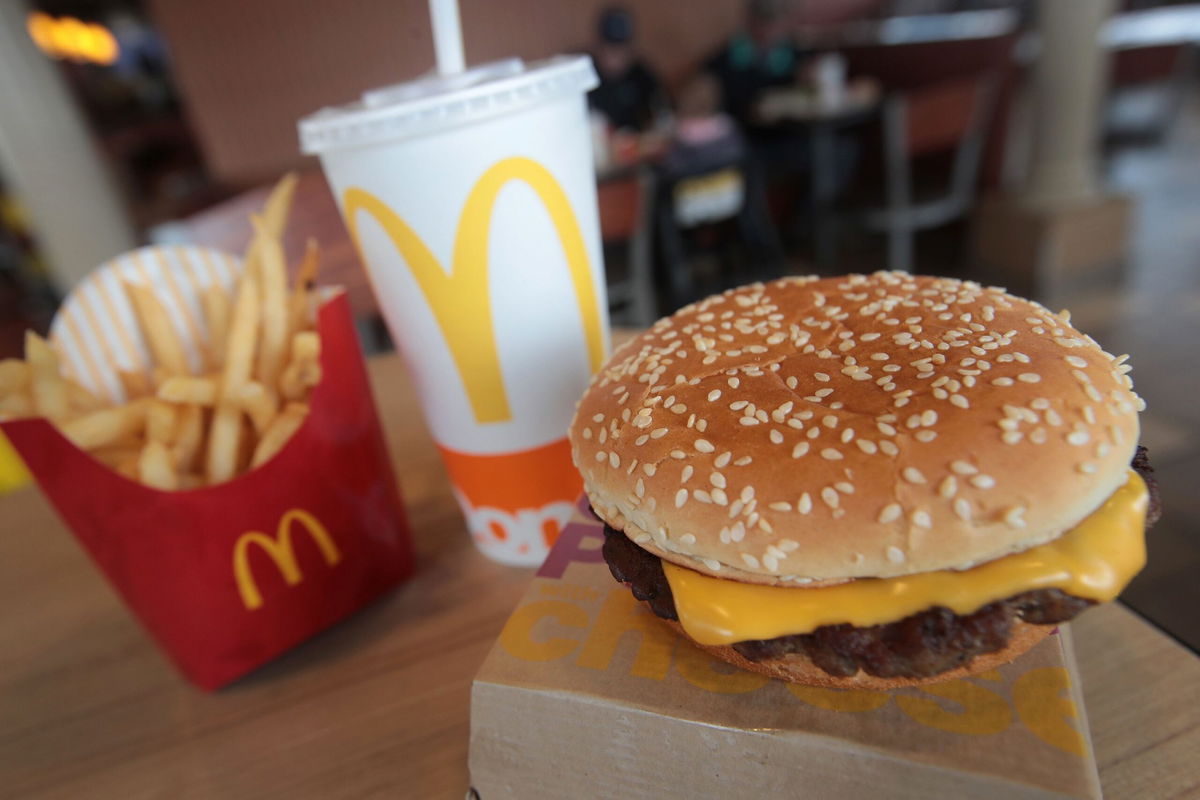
[233,509,341,611]
[343,157,606,424]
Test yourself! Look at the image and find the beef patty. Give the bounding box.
[600,447,1160,680]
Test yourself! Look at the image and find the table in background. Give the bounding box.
[1,343,1198,798]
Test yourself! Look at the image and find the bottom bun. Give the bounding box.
[660,617,1054,689]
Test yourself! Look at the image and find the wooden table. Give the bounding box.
[2,351,1199,798]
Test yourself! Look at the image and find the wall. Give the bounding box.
[149,0,880,185]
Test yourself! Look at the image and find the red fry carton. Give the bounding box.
[2,246,414,690]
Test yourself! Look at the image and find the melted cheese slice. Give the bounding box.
[664,471,1148,646]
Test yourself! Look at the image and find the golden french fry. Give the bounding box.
[172,404,203,472]
[25,331,69,419]
[138,440,178,490]
[206,402,243,483]
[125,283,190,376]
[178,472,205,490]
[290,331,320,363]
[288,238,320,335]
[261,172,298,244]
[117,369,152,399]
[60,401,147,450]
[146,400,179,444]
[89,443,143,468]
[279,361,322,402]
[251,216,288,393]
[0,391,34,418]
[115,453,140,481]
[0,359,30,394]
[221,273,260,399]
[65,378,104,413]
[201,286,231,370]
[237,382,278,435]
[250,402,308,468]
[158,375,219,406]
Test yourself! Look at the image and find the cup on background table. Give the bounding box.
[300,56,611,566]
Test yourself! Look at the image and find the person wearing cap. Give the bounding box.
[588,5,668,133]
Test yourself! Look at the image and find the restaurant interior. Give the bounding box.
[1,0,1198,794]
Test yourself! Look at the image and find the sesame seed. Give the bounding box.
[821,487,840,508]
[609,452,620,468]
[912,510,932,529]
[886,546,906,563]
[992,377,1014,386]
[797,493,813,514]
[739,417,760,427]
[670,449,686,459]
[644,463,657,476]
[769,429,784,444]
[769,501,792,512]
[1078,462,1098,474]
[712,488,728,505]
[681,465,694,482]
[1002,431,1023,445]
[951,460,978,475]
[671,403,687,413]
[903,467,926,484]
[710,472,727,488]
[741,553,760,569]
[592,413,605,423]
[695,439,715,453]
[954,498,972,521]
[921,410,938,426]
[693,489,712,503]
[879,441,899,456]
[779,539,800,552]
[708,389,722,402]
[735,456,753,466]
[950,394,970,409]
[791,442,810,459]
[1018,373,1041,384]
[1065,355,1088,368]
[741,486,755,503]
[915,430,938,442]
[595,451,607,463]
[840,428,855,444]
[970,474,996,489]
[679,533,697,545]
[1004,506,1027,528]
[728,377,740,388]
[856,439,878,454]
[821,448,844,460]
[675,489,688,508]
[878,503,902,523]
[877,422,897,436]
[1067,431,1090,446]
[702,558,722,571]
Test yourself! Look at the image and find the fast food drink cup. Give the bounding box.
[300,56,611,566]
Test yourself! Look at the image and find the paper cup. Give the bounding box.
[300,56,610,566]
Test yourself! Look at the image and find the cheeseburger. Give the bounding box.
[569,273,1158,688]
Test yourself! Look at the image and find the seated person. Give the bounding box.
[703,0,813,139]
[663,74,745,180]
[588,5,667,132]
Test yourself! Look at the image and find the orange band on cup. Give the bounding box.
[437,437,582,513]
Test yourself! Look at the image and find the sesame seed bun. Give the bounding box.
[569,273,1141,585]
[659,617,1053,689]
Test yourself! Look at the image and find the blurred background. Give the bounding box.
[0,0,1196,651]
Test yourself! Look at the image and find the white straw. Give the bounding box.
[428,0,466,75]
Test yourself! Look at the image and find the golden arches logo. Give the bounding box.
[233,509,341,610]
[343,157,606,424]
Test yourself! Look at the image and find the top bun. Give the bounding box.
[569,273,1141,585]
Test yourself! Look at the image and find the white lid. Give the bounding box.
[299,55,599,155]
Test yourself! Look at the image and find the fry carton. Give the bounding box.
[469,502,1103,799]
[1,245,414,690]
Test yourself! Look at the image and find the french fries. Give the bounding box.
[0,172,323,490]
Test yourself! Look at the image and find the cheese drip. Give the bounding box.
[664,471,1148,646]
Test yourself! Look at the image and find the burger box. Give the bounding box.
[468,500,1102,799]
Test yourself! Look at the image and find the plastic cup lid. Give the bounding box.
[299,55,599,155]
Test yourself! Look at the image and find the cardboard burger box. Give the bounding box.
[469,501,1102,799]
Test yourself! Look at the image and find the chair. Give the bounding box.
[655,149,784,310]
[857,73,998,273]
[598,168,657,327]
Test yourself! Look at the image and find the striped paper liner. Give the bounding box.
[49,245,244,404]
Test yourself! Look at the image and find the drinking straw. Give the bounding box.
[428,0,466,75]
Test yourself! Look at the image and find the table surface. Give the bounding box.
[2,349,1199,799]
